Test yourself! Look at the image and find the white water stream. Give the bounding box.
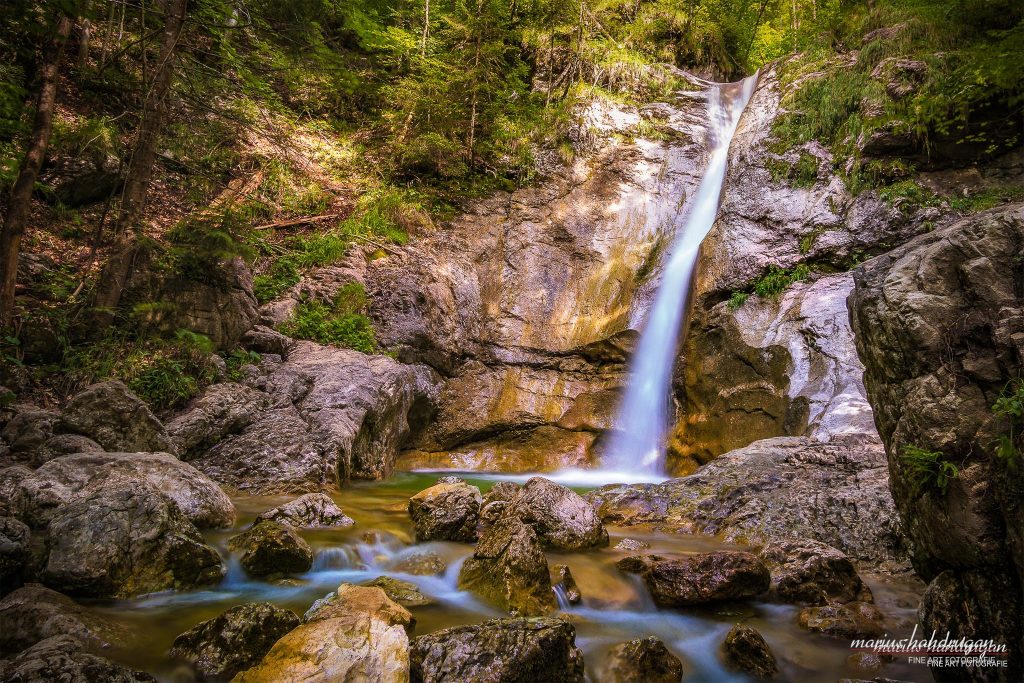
[598,74,759,479]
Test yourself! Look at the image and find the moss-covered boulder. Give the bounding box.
[227,521,313,577]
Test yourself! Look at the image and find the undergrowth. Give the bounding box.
[900,444,960,496]
[278,283,377,353]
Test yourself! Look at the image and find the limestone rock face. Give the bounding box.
[227,521,313,577]
[14,452,234,529]
[503,476,608,551]
[0,583,132,654]
[849,203,1024,680]
[168,602,300,681]
[234,584,412,683]
[409,617,585,683]
[758,539,870,606]
[60,381,174,453]
[589,436,905,565]
[619,551,769,607]
[601,636,683,683]
[165,383,271,457]
[189,341,440,492]
[41,478,225,598]
[255,493,354,528]
[408,481,482,543]
[721,625,778,679]
[0,634,156,683]
[457,516,555,616]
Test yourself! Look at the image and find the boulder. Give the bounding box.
[60,381,174,453]
[165,383,270,457]
[235,584,412,682]
[167,602,300,680]
[0,583,131,654]
[228,521,313,577]
[554,565,581,605]
[620,551,769,607]
[0,465,31,516]
[458,516,555,616]
[14,452,234,529]
[408,481,482,543]
[758,539,870,606]
[41,477,225,598]
[255,493,354,528]
[1,406,60,462]
[601,636,683,683]
[798,602,885,638]
[503,477,608,551]
[721,624,778,679]
[409,617,585,683]
[588,436,905,565]
[480,481,521,526]
[0,634,155,683]
[389,551,447,576]
[361,576,434,607]
[614,538,650,552]
[849,203,1024,679]
[241,325,292,357]
[0,516,30,593]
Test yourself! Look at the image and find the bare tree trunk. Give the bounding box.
[94,0,188,325]
[466,0,483,169]
[0,14,72,328]
[421,0,430,58]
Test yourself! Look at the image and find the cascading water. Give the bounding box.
[600,74,758,478]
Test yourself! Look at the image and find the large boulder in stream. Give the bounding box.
[235,584,412,683]
[758,539,870,606]
[0,583,132,654]
[503,476,608,551]
[59,381,175,454]
[0,634,155,683]
[458,516,555,616]
[41,477,225,598]
[409,617,585,683]
[408,481,482,542]
[588,435,905,566]
[12,451,234,529]
[619,551,769,607]
[228,521,313,577]
[721,625,778,679]
[168,602,301,681]
[848,203,1024,682]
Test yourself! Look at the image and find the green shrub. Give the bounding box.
[278,284,377,353]
[727,291,749,311]
[752,263,812,298]
[993,379,1024,469]
[900,445,959,496]
[224,349,262,381]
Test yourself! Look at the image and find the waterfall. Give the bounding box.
[601,74,758,478]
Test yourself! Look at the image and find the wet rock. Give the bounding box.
[0,634,155,683]
[721,624,778,679]
[503,476,608,551]
[255,493,354,528]
[236,584,412,682]
[479,481,521,526]
[228,521,313,577]
[361,576,434,607]
[60,381,174,453]
[849,203,1024,678]
[758,539,870,606]
[614,538,650,552]
[14,452,234,529]
[601,636,683,683]
[0,583,131,654]
[389,551,447,576]
[165,383,271,457]
[588,436,905,565]
[554,565,582,605]
[620,551,769,607]
[458,516,555,616]
[798,601,885,638]
[409,617,585,683]
[0,516,30,593]
[42,477,225,598]
[167,602,300,681]
[435,475,465,484]
[401,426,596,474]
[408,481,482,543]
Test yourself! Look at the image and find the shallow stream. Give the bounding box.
[91,472,932,683]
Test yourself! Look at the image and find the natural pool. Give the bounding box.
[90,472,932,682]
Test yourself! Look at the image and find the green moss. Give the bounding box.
[752,263,812,298]
[727,291,749,311]
[947,184,1024,213]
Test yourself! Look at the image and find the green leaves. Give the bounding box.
[900,445,959,496]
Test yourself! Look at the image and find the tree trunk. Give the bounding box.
[421,0,430,58]
[0,14,72,328]
[94,0,188,325]
[466,0,483,169]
